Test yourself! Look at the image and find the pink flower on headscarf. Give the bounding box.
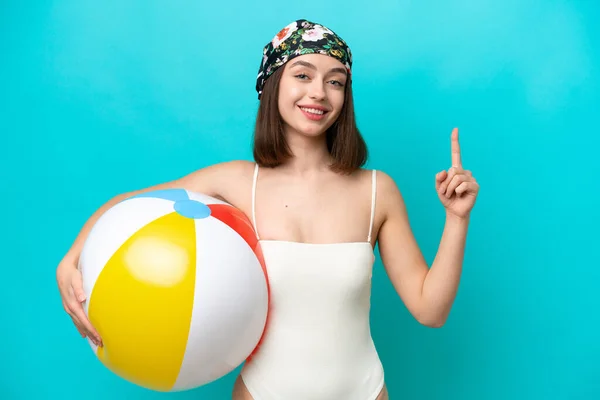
[301,25,333,42]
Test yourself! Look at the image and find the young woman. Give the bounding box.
[56,19,479,400]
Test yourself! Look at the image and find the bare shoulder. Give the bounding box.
[352,169,404,212]
[372,169,408,231]
[181,160,255,201]
[137,160,254,206]
[375,170,404,208]
[113,160,255,212]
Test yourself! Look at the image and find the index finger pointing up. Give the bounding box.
[451,127,462,168]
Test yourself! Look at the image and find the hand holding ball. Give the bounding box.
[78,189,269,392]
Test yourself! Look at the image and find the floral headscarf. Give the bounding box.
[256,19,353,99]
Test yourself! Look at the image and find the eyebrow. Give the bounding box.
[290,60,347,75]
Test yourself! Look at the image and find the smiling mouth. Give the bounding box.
[297,106,329,121]
[298,106,327,115]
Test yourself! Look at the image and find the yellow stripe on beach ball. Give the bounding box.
[88,212,196,391]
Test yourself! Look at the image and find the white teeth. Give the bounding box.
[300,107,325,115]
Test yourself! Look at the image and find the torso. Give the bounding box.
[208,161,388,400]
[218,161,384,245]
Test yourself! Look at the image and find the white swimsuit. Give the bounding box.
[240,165,385,400]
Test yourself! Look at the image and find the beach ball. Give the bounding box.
[78,188,270,392]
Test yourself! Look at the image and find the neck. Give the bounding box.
[280,128,331,175]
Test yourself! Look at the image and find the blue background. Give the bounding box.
[2,1,598,399]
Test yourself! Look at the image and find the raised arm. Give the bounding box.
[376,128,479,327]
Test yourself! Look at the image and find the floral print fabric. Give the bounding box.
[256,19,353,98]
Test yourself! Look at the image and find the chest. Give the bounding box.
[253,176,373,243]
[260,241,375,302]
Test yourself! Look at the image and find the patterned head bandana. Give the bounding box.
[256,19,353,99]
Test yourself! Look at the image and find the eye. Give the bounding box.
[328,80,345,87]
[295,74,309,80]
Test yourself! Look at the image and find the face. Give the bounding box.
[277,54,348,138]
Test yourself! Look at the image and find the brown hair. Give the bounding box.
[252,67,368,174]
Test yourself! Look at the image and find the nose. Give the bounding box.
[308,80,326,101]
